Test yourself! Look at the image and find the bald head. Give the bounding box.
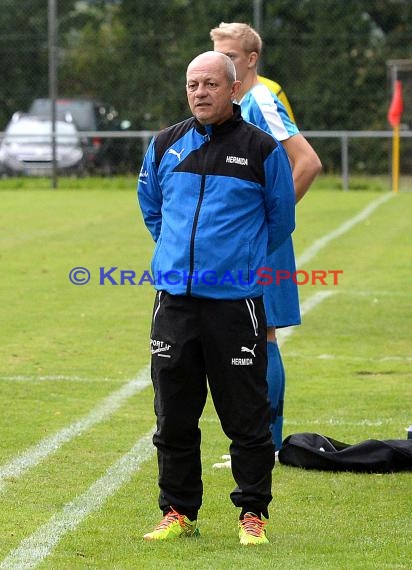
[185,51,240,126]
[187,51,237,83]
[186,51,241,126]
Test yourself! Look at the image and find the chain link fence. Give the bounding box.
[1,0,411,179]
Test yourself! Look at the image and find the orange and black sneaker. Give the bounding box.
[238,512,269,545]
[143,508,199,540]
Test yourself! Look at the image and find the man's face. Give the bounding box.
[213,37,252,83]
[186,54,239,125]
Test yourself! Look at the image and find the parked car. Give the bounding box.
[28,98,132,174]
[0,113,84,176]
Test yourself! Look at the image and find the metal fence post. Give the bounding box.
[341,133,349,191]
[48,0,58,189]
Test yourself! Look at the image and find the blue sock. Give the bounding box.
[266,341,285,450]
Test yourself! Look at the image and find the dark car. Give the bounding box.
[28,98,132,174]
[0,113,84,176]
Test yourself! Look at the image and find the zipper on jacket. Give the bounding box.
[186,175,206,296]
[186,128,211,296]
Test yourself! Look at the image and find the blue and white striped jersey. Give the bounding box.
[239,83,301,327]
[240,84,299,142]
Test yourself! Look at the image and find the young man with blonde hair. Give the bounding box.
[211,22,322,451]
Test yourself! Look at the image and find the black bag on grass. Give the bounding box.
[278,432,412,473]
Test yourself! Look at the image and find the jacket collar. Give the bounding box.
[194,103,243,136]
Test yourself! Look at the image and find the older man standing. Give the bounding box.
[138,51,295,545]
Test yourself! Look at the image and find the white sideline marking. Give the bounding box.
[284,418,397,427]
[0,365,151,494]
[277,291,336,346]
[285,352,412,363]
[0,430,155,570]
[0,375,123,383]
[277,194,393,345]
[296,193,393,268]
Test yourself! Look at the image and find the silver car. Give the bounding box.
[0,114,84,176]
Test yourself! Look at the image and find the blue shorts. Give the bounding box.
[263,236,301,328]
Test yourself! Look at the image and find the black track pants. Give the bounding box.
[150,292,276,519]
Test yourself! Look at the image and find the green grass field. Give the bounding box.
[0,177,411,569]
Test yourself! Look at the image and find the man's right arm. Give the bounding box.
[264,143,296,254]
[282,134,322,203]
[137,139,163,242]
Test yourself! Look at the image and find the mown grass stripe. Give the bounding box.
[0,365,151,493]
[0,430,155,570]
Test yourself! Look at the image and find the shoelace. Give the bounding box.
[240,514,266,537]
[154,508,184,530]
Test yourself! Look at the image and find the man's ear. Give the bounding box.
[231,80,242,101]
[248,51,258,69]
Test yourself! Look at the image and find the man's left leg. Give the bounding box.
[201,297,275,544]
[266,326,285,451]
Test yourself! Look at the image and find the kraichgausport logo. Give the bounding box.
[68,267,343,286]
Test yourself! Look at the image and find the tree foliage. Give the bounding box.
[1,0,412,171]
[0,0,78,126]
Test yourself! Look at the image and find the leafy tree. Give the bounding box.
[0,0,76,128]
[261,0,412,171]
[113,0,255,128]
[1,0,412,172]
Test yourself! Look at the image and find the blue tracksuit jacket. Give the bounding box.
[137,104,295,300]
